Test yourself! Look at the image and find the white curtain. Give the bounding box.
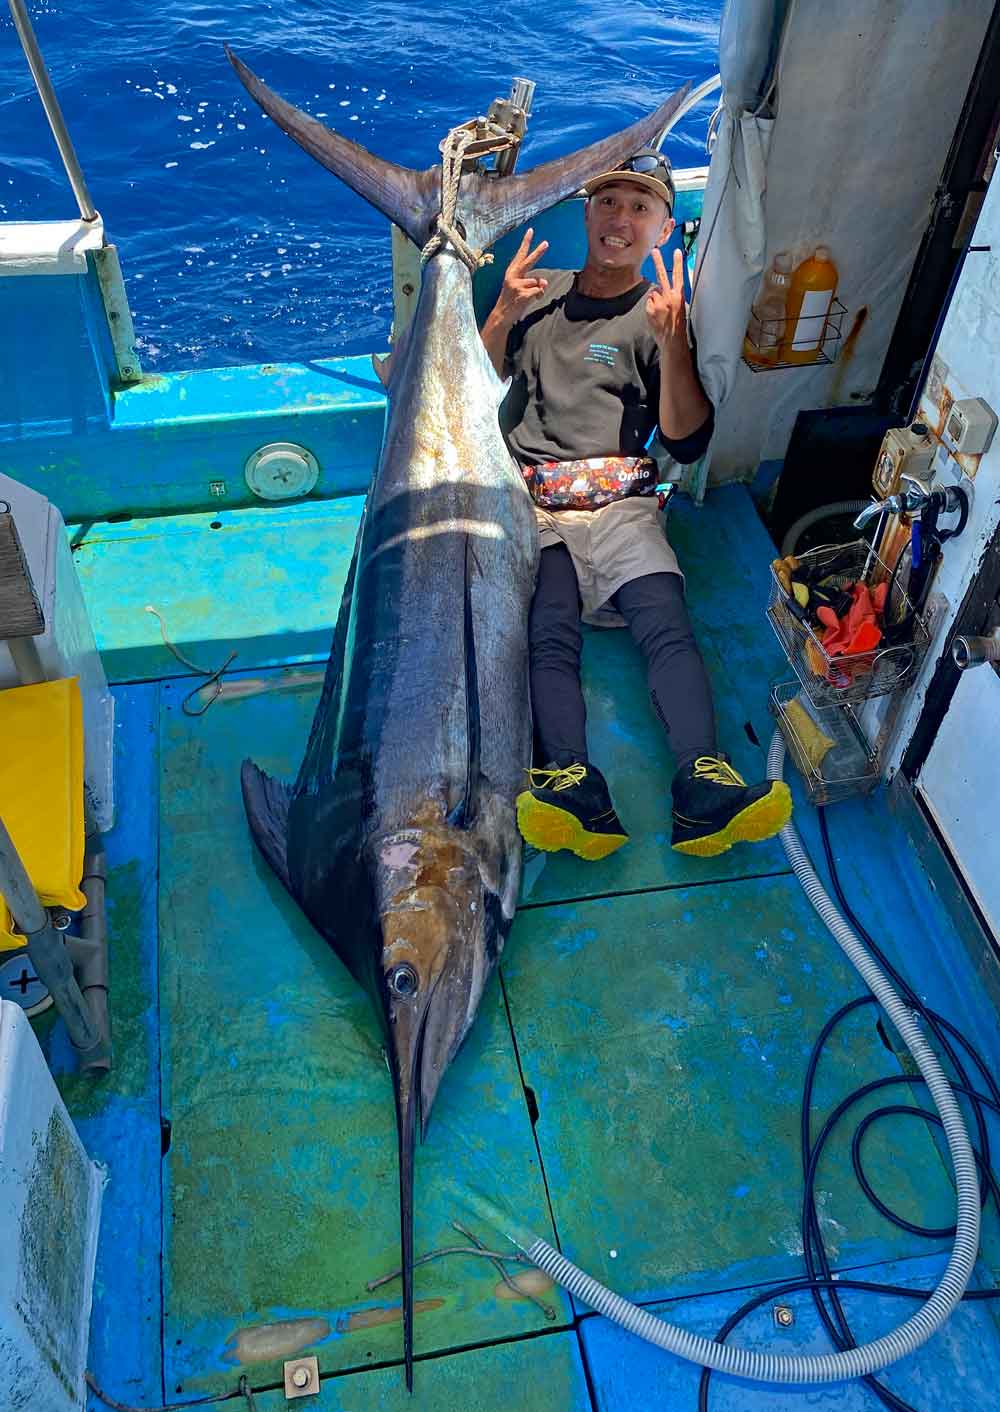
[690,0,787,412]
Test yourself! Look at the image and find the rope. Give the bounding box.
[144,604,237,716]
[421,127,495,272]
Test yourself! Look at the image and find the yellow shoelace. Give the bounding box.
[691,756,747,788]
[527,763,588,792]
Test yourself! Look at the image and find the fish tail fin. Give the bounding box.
[228,45,690,256]
[227,47,439,247]
[240,760,293,892]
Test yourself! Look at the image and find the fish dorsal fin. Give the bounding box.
[227,47,441,247]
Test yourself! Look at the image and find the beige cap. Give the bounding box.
[584,170,673,209]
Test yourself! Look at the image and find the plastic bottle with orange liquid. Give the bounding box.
[781,246,838,365]
[743,251,793,367]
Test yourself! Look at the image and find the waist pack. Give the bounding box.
[521,455,657,511]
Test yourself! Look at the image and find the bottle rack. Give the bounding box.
[743,298,847,372]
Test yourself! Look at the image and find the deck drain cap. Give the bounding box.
[244,442,319,501]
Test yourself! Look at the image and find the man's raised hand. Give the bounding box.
[645,247,688,348]
[498,228,549,320]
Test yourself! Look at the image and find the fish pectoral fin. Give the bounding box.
[227,47,440,247]
[371,352,391,389]
[241,760,293,893]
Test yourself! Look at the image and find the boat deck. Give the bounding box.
[39,484,1000,1410]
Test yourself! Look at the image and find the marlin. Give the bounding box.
[229,46,688,1387]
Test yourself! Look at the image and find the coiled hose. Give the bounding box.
[780,500,871,558]
[517,731,980,1383]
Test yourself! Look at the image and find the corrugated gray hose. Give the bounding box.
[519,731,980,1382]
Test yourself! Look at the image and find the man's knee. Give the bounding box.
[529,608,582,668]
[616,572,698,656]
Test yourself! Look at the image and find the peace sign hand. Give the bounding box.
[645,247,688,348]
[497,227,549,321]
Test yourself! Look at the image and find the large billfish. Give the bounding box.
[229,47,687,1387]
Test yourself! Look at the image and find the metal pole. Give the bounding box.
[65,845,112,1072]
[8,637,45,685]
[0,811,103,1059]
[8,0,98,223]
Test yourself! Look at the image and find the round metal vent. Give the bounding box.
[244,442,320,501]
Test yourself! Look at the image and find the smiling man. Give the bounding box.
[481,149,792,861]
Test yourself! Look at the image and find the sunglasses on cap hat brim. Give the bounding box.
[584,150,675,214]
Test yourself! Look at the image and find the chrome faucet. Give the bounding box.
[853,486,931,532]
[854,482,968,534]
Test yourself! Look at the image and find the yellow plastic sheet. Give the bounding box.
[0,678,86,950]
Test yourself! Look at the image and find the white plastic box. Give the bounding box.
[0,1000,104,1411]
[0,472,114,830]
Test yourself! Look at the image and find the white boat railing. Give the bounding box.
[655,72,722,149]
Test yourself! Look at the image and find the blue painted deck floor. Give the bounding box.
[38,485,1000,1409]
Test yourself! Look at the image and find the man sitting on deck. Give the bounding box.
[479,149,792,860]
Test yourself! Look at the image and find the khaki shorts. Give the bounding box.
[535,497,682,627]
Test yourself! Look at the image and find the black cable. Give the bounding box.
[86,1371,259,1412]
[696,1275,1000,1411]
[699,806,1000,1411]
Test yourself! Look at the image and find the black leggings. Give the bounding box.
[528,543,717,772]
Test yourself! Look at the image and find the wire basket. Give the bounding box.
[743,299,847,372]
[767,540,930,708]
[770,681,879,806]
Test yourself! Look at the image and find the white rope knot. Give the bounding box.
[421,127,494,273]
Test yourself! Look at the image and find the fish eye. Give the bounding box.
[388,963,419,999]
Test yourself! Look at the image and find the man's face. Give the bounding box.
[584,181,674,272]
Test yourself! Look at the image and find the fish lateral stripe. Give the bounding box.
[448,535,481,830]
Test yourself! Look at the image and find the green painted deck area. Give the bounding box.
[158,675,569,1392]
[51,484,1000,1409]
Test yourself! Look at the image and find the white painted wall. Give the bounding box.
[883,175,1000,775]
[920,668,1000,932]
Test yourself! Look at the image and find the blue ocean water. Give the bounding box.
[1,1,722,370]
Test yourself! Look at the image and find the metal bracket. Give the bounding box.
[93,243,143,385]
[283,1356,320,1399]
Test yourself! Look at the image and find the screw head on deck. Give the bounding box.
[773,1304,794,1328]
[283,1355,320,1398]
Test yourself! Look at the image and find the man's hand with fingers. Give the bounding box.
[481,226,549,374]
[648,244,711,440]
[646,247,688,349]
[496,227,549,321]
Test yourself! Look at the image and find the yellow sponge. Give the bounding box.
[0,678,86,950]
[784,696,836,773]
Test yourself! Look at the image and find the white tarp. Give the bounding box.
[690,0,784,410]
